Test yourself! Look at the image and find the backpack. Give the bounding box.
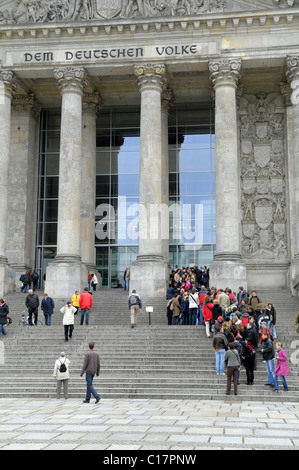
[130,295,137,305]
[59,360,67,373]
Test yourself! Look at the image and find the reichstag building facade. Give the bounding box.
[0,0,298,298]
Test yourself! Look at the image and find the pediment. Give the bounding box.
[0,0,298,25]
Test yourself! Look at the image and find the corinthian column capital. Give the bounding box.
[286,56,299,106]
[209,58,242,89]
[134,63,167,92]
[0,70,19,97]
[54,67,87,95]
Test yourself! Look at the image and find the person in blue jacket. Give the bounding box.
[41,293,55,326]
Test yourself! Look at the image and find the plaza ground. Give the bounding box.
[1,398,299,450]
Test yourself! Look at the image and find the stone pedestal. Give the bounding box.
[130,64,169,297]
[209,58,247,290]
[45,67,88,299]
[0,70,19,297]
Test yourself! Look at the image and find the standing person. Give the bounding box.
[60,301,76,342]
[273,342,290,392]
[198,285,207,326]
[41,293,55,326]
[225,343,241,396]
[88,272,92,291]
[80,342,101,404]
[23,271,32,294]
[171,292,181,326]
[25,289,39,326]
[79,288,93,326]
[32,270,39,291]
[71,290,80,315]
[243,338,256,385]
[218,289,230,314]
[188,288,199,326]
[128,289,142,328]
[53,352,70,399]
[0,299,9,337]
[91,273,98,292]
[202,295,213,338]
[213,327,228,375]
[124,267,130,291]
[261,332,275,387]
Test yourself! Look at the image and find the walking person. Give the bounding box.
[25,289,39,326]
[128,289,142,328]
[53,352,70,399]
[41,293,55,326]
[273,342,290,392]
[79,288,93,326]
[60,301,76,342]
[80,342,101,404]
[225,343,241,396]
[71,290,80,315]
[0,299,9,337]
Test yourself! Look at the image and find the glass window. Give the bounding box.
[111,151,139,175]
[46,154,59,176]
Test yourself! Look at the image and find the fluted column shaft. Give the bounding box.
[209,58,243,259]
[54,67,86,261]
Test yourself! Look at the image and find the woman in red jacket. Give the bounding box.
[202,295,214,338]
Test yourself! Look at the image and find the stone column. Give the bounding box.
[208,58,247,292]
[286,56,299,293]
[130,64,169,296]
[7,94,41,285]
[81,92,102,272]
[45,67,88,298]
[0,70,19,296]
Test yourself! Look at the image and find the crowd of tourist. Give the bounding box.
[167,265,291,395]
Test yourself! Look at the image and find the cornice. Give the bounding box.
[0,8,298,40]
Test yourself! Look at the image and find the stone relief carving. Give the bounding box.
[239,92,288,261]
[0,0,227,23]
[0,0,296,24]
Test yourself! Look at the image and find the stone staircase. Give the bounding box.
[1,287,299,401]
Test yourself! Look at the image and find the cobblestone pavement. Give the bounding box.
[0,398,299,450]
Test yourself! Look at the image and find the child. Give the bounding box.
[273,342,290,392]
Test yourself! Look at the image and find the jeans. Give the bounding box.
[266,359,275,385]
[0,324,7,336]
[125,280,129,291]
[199,305,204,326]
[215,349,226,374]
[189,308,198,326]
[80,309,90,325]
[273,374,288,391]
[44,314,52,326]
[85,373,100,402]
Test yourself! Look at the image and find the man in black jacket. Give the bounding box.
[261,332,275,387]
[0,299,9,337]
[25,289,39,326]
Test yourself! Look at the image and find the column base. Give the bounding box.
[130,255,168,297]
[209,254,247,293]
[45,256,88,299]
[0,260,15,298]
